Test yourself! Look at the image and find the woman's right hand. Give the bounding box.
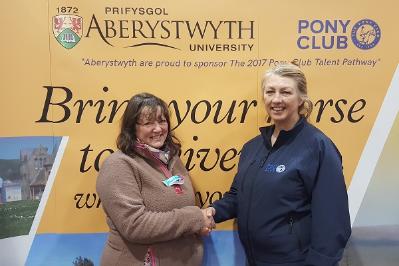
[199,208,216,236]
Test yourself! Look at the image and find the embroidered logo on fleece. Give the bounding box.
[265,163,286,173]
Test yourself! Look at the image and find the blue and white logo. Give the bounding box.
[351,19,381,50]
[276,165,286,173]
[265,163,276,173]
[265,163,286,173]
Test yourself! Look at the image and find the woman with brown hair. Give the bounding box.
[97,92,214,266]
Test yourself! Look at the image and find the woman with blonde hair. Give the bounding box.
[208,63,351,266]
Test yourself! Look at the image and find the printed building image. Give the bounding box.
[0,179,22,202]
[0,143,57,203]
[20,145,56,201]
[29,168,49,200]
[0,138,61,244]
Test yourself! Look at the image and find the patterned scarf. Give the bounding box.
[134,141,170,165]
[134,140,183,194]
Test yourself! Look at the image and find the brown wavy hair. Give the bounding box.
[116,93,181,157]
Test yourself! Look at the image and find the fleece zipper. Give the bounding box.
[245,149,272,265]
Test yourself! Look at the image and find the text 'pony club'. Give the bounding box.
[297,19,350,49]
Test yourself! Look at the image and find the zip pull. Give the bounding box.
[288,217,294,234]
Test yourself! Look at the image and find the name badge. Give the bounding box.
[162,175,184,187]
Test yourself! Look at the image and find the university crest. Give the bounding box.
[52,14,83,49]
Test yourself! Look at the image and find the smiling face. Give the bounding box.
[263,74,304,130]
[135,106,169,149]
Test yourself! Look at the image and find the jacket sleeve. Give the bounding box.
[304,138,352,266]
[211,142,250,223]
[211,172,239,223]
[96,154,205,245]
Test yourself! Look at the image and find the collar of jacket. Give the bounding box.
[133,145,178,175]
[259,116,306,149]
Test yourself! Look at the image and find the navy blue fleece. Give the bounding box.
[212,118,351,266]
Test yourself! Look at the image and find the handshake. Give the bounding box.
[199,207,216,236]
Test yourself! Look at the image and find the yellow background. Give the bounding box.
[1,0,398,233]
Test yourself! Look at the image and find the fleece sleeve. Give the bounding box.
[96,155,205,245]
[211,172,240,223]
[211,142,251,223]
[304,139,352,266]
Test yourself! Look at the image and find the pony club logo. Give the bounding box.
[265,163,286,173]
[297,18,381,50]
[351,19,381,50]
[52,14,83,49]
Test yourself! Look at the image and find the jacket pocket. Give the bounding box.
[252,232,305,263]
[289,214,311,253]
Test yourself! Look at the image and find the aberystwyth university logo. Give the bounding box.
[85,6,255,52]
[50,6,255,52]
[52,13,83,49]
